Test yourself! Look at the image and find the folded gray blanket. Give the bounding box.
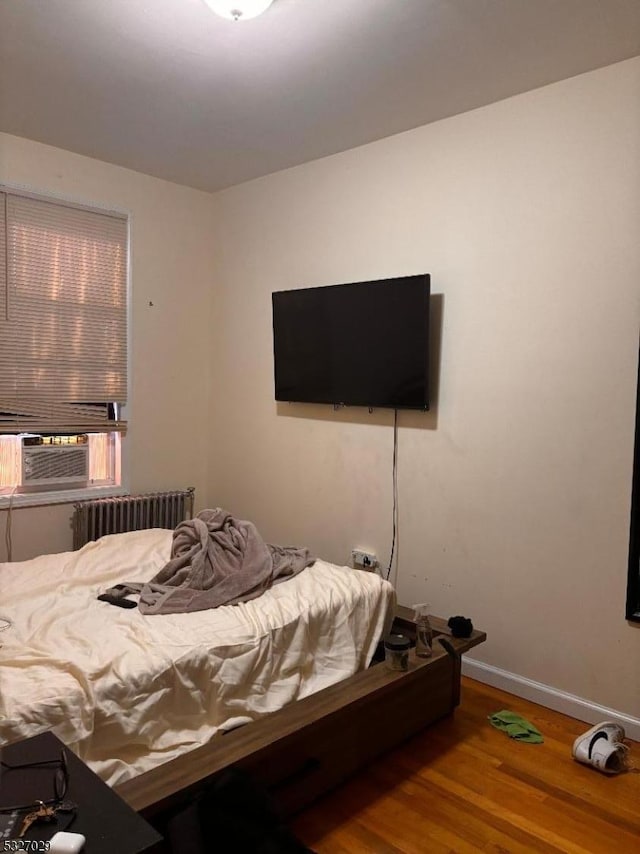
[101,508,315,615]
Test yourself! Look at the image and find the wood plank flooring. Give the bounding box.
[291,677,640,853]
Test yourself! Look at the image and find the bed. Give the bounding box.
[0,521,485,825]
[0,527,395,787]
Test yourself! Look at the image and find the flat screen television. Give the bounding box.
[272,274,430,410]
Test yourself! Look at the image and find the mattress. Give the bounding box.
[0,529,394,786]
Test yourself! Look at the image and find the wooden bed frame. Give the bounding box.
[115,607,485,822]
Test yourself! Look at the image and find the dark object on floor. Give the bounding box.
[448,615,473,638]
[163,768,315,854]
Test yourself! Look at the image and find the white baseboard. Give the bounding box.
[462,658,640,743]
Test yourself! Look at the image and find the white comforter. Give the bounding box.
[0,529,394,785]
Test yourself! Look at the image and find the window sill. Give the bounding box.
[0,485,127,510]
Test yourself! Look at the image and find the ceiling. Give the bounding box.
[1,0,639,194]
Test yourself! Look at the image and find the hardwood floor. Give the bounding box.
[291,677,640,853]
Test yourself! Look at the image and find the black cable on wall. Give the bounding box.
[385,408,398,581]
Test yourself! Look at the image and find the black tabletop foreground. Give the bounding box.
[0,732,162,853]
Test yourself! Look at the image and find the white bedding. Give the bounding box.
[0,529,394,786]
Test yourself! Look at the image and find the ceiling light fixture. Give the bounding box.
[203,0,274,21]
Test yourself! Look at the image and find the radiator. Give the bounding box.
[72,488,195,550]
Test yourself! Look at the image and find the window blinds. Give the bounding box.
[0,190,128,434]
[1,195,6,322]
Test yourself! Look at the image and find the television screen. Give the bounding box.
[272,274,430,410]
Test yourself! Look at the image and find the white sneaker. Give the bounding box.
[572,721,628,774]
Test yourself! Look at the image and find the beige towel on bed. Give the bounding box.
[102,508,315,615]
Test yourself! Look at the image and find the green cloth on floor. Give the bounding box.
[488,710,544,743]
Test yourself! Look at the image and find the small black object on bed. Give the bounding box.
[97,588,138,609]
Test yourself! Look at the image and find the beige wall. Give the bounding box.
[0,133,216,560]
[208,58,640,716]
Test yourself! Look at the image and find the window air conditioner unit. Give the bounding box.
[21,443,89,488]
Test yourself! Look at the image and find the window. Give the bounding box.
[627,347,640,622]
[0,188,128,503]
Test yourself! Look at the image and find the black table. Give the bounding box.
[0,732,162,853]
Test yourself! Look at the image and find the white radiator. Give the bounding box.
[72,487,195,549]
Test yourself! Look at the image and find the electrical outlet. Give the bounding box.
[352,549,378,570]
